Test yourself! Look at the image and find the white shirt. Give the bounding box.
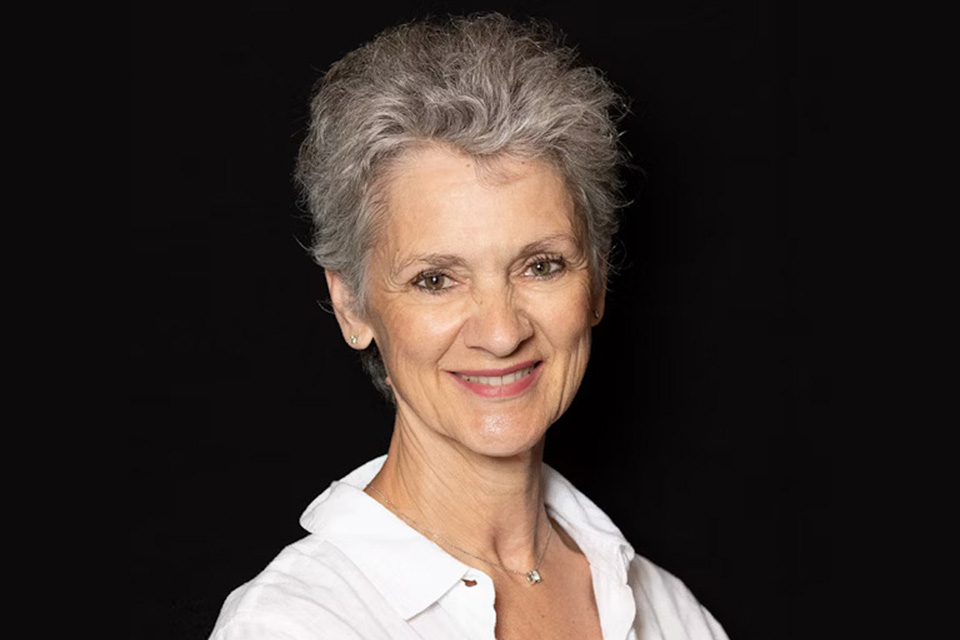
[210,456,728,640]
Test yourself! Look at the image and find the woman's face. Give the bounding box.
[351,146,602,458]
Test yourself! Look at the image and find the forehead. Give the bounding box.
[373,146,581,261]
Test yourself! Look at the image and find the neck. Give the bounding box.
[365,412,552,574]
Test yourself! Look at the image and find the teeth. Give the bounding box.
[458,365,536,386]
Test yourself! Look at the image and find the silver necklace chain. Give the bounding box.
[366,484,553,584]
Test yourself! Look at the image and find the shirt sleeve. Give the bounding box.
[629,555,730,640]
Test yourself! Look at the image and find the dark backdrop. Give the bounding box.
[131,1,836,638]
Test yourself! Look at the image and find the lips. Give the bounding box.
[449,361,542,397]
[455,364,537,386]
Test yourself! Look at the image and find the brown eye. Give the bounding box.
[415,272,450,292]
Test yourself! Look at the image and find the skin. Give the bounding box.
[327,145,605,639]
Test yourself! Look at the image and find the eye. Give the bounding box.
[413,272,454,293]
[525,256,566,278]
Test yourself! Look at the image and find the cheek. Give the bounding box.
[530,286,594,401]
[375,301,463,370]
[533,286,594,348]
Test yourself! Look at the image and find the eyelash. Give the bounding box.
[412,271,454,294]
[411,254,567,294]
[524,254,567,279]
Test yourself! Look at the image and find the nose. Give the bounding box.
[463,285,534,357]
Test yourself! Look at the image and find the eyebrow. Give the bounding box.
[391,233,582,278]
[392,253,469,277]
[516,233,581,257]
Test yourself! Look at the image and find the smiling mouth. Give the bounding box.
[454,363,539,387]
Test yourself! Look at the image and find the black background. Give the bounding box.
[131,1,837,638]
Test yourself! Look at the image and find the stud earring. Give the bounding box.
[350,335,359,344]
[593,310,601,319]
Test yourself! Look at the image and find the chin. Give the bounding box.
[462,413,549,459]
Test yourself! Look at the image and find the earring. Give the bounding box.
[593,310,601,319]
[350,335,359,344]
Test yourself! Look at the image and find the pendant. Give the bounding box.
[526,569,542,584]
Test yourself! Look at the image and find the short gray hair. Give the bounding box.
[295,13,628,398]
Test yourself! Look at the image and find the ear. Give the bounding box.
[325,269,375,349]
[590,276,607,327]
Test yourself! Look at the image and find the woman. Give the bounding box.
[211,14,727,640]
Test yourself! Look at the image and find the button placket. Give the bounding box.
[438,570,498,640]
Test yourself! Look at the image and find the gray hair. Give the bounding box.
[295,13,628,399]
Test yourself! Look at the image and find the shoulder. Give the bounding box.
[208,535,401,640]
[629,555,729,640]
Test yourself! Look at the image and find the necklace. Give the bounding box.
[366,484,553,585]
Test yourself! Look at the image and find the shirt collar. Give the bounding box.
[541,464,636,581]
[299,455,635,621]
[299,456,469,620]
